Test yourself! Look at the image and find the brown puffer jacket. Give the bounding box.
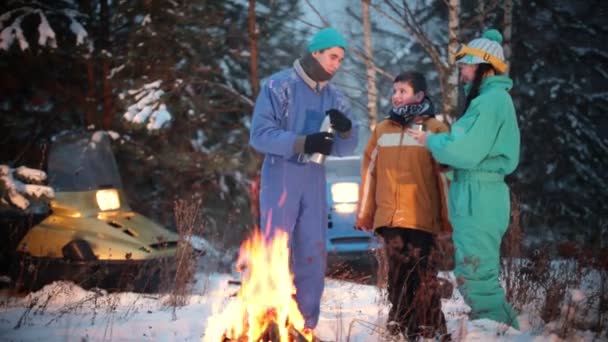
[356,117,451,235]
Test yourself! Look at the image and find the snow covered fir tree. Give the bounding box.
[0,0,607,341]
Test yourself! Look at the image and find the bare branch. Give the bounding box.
[214,83,255,108]
[373,1,448,72]
[303,0,329,27]
[370,3,408,33]
[350,48,394,81]
[294,17,325,30]
[331,79,374,114]
[461,0,499,30]
[188,78,254,108]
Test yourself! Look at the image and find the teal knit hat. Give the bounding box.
[307,28,347,53]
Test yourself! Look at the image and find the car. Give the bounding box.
[3,130,180,292]
[325,155,380,284]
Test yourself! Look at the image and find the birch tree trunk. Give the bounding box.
[502,0,513,76]
[248,0,260,98]
[444,0,461,119]
[362,0,378,130]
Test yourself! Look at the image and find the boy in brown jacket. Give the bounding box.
[355,71,451,340]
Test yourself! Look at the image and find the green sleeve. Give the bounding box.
[426,100,500,169]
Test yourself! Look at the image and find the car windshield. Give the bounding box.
[47,131,123,191]
[325,156,361,179]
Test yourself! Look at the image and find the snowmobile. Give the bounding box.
[8,130,179,292]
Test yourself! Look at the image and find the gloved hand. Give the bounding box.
[304,132,334,155]
[326,109,352,133]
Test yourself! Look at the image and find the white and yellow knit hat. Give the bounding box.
[456,29,508,73]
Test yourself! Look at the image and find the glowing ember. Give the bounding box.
[203,230,311,342]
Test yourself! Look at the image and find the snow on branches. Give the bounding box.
[0,5,89,51]
[0,164,54,210]
[122,80,173,131]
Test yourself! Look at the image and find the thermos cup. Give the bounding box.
[411,122,424,131]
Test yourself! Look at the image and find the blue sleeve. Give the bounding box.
[331,93,358,156]
[426,99,500,169]
[249,79,297,158]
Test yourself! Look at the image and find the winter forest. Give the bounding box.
[0,0,607,341]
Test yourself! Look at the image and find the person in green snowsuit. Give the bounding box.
[408,29,520,329]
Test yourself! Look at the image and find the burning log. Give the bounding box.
[260,321,280,341]
[205,230,312,342]
[288,325,312,342]
[221,320,310,342]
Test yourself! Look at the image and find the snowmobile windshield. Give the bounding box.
[47,131,123,192]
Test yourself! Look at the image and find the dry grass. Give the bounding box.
[500,191,608,340]
[359,190,607,340]
[374,236,389,290]
[167,199,204,311]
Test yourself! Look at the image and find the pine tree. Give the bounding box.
[0,0,93,166]
[0,0,309,249]
[509,0,608,243]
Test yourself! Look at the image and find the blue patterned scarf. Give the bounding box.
[389,97,435,126]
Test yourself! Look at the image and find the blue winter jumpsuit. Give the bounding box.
[426,76,520,329]
[249,65,358,328]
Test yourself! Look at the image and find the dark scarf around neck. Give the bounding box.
[299,53,333,82]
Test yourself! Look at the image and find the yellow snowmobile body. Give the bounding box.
[13,131,179,292]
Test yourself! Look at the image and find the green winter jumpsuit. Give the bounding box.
[426,75,520,329]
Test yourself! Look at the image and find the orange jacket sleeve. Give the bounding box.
[356,128,378,230]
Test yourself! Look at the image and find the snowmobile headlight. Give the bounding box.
[96,189,120,211]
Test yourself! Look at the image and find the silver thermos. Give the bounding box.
[308,115,334,164]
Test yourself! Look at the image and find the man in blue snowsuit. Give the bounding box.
[249,28,358,331]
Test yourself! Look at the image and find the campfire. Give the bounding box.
[204,230,312,342]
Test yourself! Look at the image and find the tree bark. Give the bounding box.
[248,0,259,98]
[445,0,461,119]
[85,59,97,127]
[362,0,378,130]
[100,0,114,129]
[476,0,486,31]
[502,0,513,76]
[82,0,97,127]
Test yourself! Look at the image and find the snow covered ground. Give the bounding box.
[0,268,602,342]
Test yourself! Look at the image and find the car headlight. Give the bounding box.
[96,189,120,211]
[331,182,359,203]
[331,182,358,213]
[334,203,357,214]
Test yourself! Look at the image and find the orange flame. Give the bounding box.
[204,229,310,342]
